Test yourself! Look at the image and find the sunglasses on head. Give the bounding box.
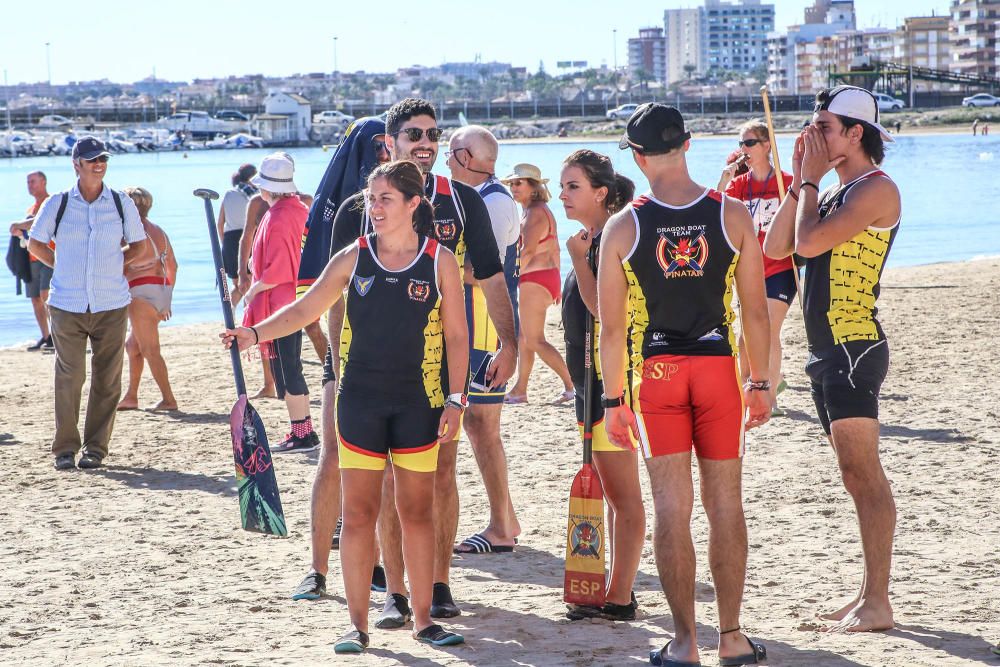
[84,155,110,163]
[394,127,444,142]
[738,138,764,148]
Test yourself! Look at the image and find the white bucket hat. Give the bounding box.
[251,153,298,193]
[816,85,894,142]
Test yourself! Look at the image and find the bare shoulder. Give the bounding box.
[845,173,901,227]
[523,203,548,227]
[601,206,637,259]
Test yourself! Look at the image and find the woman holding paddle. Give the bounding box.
[559,150,645,621]
[222,160,469,654]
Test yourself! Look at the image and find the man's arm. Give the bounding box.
[763,134,804,260]
[725,197,770,429]
[27,239,54,267]
[26,195,58,267]
[478,273,517,387]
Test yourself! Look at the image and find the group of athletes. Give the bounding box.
[222,85,903,663]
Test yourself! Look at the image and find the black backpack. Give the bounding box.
[6,234,32,295]
[53,189,125,238]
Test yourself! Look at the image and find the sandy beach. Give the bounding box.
[1,258,998,666]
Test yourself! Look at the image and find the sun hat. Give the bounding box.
[815,85,894,142]
[500,163,549,184]
[618,103,691,153]
[251,153,298,193]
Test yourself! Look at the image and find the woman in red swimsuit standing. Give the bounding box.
[501,163,574,404]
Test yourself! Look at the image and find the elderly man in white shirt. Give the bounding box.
[28,137,149,471]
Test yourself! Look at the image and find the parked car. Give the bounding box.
[313,110,355,125]
[874,93,905,111]
[962,93,1000,107]
[214,109,249,122]
[606,103,639,121]
[37,114,74,128]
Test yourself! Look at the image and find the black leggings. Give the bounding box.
[270,330,309,398]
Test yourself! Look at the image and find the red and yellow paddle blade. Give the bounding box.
[563,463,606,606]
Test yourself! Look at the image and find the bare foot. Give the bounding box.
[821,599,894,633]
[117,397,139,411]
[149,400,178,412]
[817,596,861,622]
[251,387,277,399]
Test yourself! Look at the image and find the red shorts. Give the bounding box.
[633,355,744,460]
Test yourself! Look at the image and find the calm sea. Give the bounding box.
[2,134,998,347]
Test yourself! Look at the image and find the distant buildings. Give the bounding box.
[949,0,1000,78]
[628,27,667,83]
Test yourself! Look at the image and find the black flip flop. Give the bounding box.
[650,640,702,666]
[718,636,767,666]
[453,532,514,554]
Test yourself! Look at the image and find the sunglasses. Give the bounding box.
[371,135,389,154]
[83,155,110,163]
[444,146,473,161]
[394,127,444,142]
[738,138,765,148]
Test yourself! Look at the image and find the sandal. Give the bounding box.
[453,532,514,554]
[718,627,767,666]
[333,629,369,654]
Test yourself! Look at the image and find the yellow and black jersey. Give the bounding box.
[339,233,445,408]
[804,170,899,351]
[622,190,739,368]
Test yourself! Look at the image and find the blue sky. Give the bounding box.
[0,0,949,85]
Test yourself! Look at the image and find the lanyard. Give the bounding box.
[746,168,773,220]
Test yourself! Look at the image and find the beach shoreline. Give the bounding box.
[1,258,997,666]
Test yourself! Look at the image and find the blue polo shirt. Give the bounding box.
[29,182,146,314]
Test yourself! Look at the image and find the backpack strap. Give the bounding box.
[53,193,70,239]
[111,190,125,229]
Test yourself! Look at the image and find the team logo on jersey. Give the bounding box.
[354,275,374,296]
[657,230,708,278]
[435,219,457,241]
[408,279,431,302]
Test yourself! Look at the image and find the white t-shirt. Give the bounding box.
[475,178,520,260]
[221,188,251,232]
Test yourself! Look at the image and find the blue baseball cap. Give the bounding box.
[72,136,111,160]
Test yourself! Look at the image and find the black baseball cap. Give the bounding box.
[72,136,111,161]
[618,103,691,154]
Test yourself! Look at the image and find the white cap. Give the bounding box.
[816,85,894,143]
[251,153,298,193]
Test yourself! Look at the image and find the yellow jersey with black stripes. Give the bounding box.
[622,190,740,368]
[339,234,445,408]
[804,170,899,351]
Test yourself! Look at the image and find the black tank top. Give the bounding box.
[340,233,445,407]
[623,190,739,365]
[804,170,899,351]
[562,235,600,388]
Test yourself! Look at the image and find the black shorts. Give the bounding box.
[336,391,441,472]
[322,344,336,386]
[269,330,309,398]
[805,339,889,434]
[765,269,798,306]
[222,229,243,279]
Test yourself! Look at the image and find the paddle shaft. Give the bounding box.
[200,197,249,398]
[581,240,597,465]
[760,85,804,309]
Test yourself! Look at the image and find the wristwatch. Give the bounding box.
[445,393,468,412]
[601,393,625,409]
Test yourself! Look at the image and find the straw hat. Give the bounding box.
[500,163,548,184]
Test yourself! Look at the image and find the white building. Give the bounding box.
[251,91,312,145]
[767,0,856,93]
[665,8,704,83]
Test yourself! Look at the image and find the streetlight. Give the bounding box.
[333,36,339,110]
[45,42,51,86]
[612,29,618,105]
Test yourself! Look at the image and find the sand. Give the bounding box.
[1,258,998,667]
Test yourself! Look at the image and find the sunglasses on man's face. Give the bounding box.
[738,138,764,148]
[84,155,110,163]
[394,127,444,143]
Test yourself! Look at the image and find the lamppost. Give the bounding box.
[45,42,51,86]
[333,36,339,109]
[612,29,619,106]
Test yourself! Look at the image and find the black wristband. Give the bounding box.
[800,181,819,192]
[249,326,259,345]
[601,394,625,409]
[787,188,799,201]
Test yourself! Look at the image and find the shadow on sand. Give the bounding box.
[93,464,237,497]
[890,623,999,663]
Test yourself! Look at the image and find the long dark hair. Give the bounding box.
[366,160,435,236]
[563,149,635,214]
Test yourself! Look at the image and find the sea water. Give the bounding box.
[1,134,998,346]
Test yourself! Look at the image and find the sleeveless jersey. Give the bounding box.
[622,190,739,369]
[804,170,899,351]
[562,236,602,386]
[360,175,468,269]
[340,234,445,407]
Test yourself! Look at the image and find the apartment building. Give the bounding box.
[702,0,775,74]
[664,8,704,83]
[628,27,668,83]
[950,0,1000,77]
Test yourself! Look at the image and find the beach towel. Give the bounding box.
[297,116,386,297]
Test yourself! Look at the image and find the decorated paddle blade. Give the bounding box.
[564,462,606,606]
[230,388,287,536]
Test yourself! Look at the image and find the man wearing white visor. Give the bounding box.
[764,85,901,634]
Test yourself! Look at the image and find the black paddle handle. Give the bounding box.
[197,192,248,399]
[581,239,598,465]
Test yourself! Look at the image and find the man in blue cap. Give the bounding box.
[28,136,149,471]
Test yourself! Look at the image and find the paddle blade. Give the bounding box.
[230,396,287,537]
[563,463,606,606]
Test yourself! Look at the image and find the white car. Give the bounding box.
[313,110,355,125]
[606,103,639,121]
[962,93,1000,107]
[874,93,905,112]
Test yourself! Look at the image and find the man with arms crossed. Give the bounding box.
[598,104,771,666]
[764,85,900,633]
